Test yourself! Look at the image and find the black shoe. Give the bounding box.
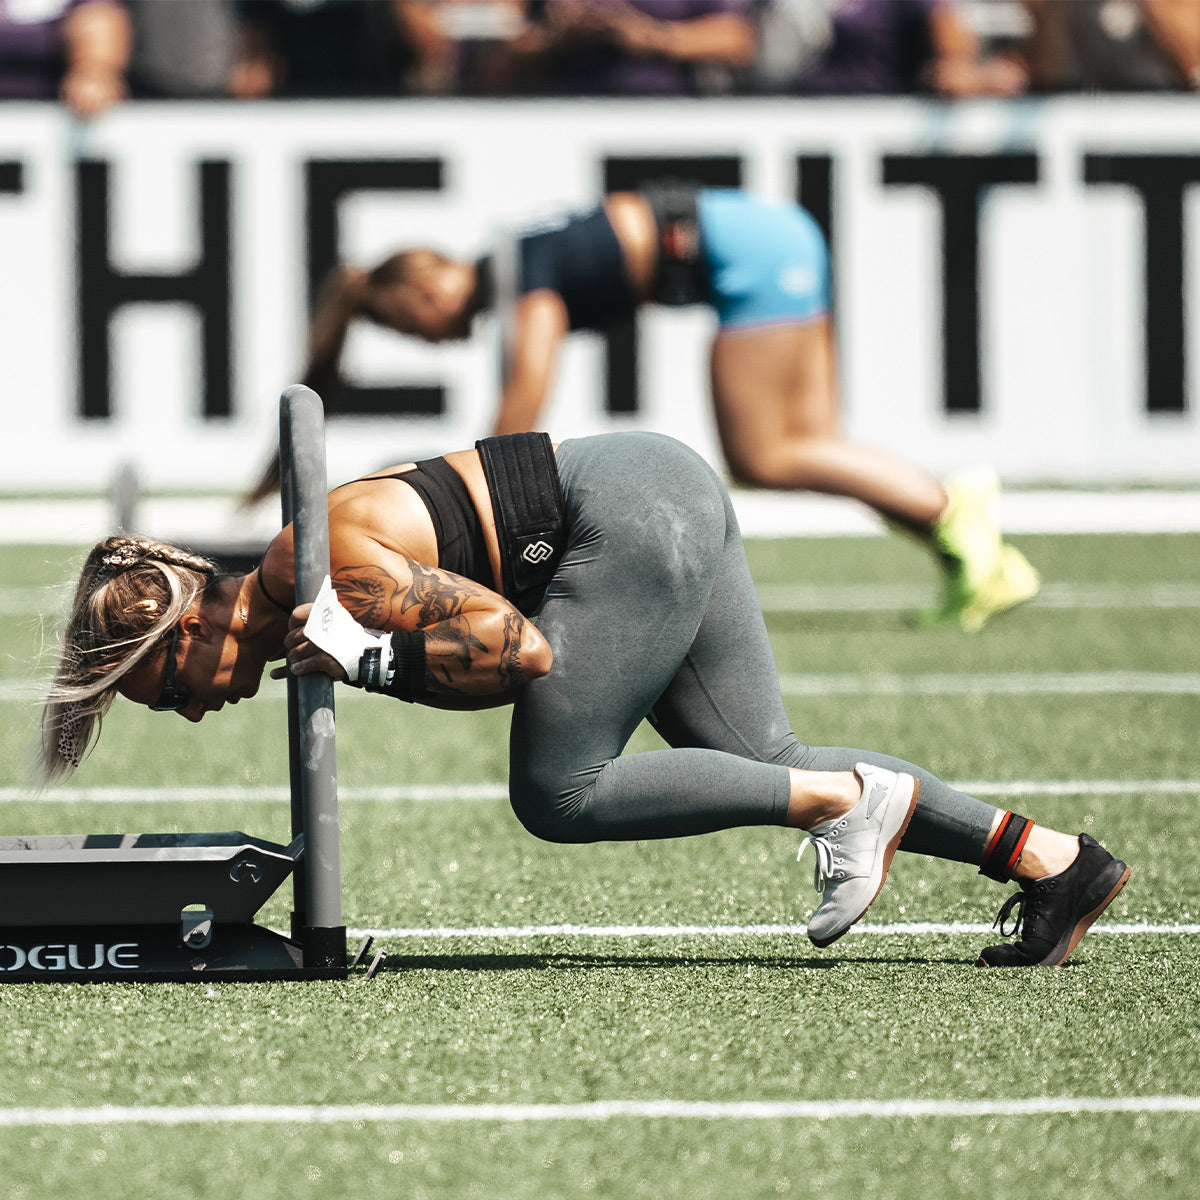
[976,834,1131,967]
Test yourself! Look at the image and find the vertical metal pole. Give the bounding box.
[281,409,308,937]
[279,384,346,974]
[282,432,306,936]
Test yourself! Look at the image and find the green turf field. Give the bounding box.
[1,532,1197,1199]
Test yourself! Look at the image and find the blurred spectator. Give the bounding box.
[788,0,1028,96]
[1022,0,1200,92]
[750,0,835,91]
[391,0,539,95]
[125,0,239,98]
[952,0,1032,56]
[0,0,131,116]
[529,0,758,96]
[229,0,409,98]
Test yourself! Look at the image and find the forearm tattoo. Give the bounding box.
[335,560,527,696]
[498,610,526,691]
[425,615,487,694]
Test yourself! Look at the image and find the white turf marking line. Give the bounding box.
[752,581,1200,613]
[5,670,1200,704]
[348,921,1200,940]
[3,488,1199,545]
[1,778,1195,806]
[2,1096,1199,1128]
[1,778,1194,805]
[777,671,1200,696]
[6,580,1200,618]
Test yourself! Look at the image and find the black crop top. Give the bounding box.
[386,457,496,590]
[477,205,637,333]
[256,457,499,613]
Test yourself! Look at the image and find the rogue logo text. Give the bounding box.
[0,942,139,971]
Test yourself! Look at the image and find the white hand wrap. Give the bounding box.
[302,575,392,684]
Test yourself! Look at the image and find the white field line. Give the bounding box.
[776,671,1200,696]
[3,488,1199,546]
[6,581,1200,619]
[1,1095,1199,1128]
[347,921,1200,940]
[4,670,1200,704]
[752,581,1200,612]
[1,777,1195,805]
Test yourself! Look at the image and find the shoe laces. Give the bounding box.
[798,820,848,894]
[992,878,1057,938]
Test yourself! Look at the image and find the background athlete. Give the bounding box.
[246,184,1039,632]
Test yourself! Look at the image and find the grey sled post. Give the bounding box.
[279,384,346,972]
[0,386,348,983]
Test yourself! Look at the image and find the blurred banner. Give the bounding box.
[2,96,1198,493]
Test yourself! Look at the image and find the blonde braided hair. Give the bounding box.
[39,536,221,783]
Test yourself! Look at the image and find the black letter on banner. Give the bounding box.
[601,157,742,418]
[305,159,444,417]
[1084,153,1200,414]
[77,159,231,420]
[0,162,22,193]
[797,154,835,310]
[883,154,1039,414]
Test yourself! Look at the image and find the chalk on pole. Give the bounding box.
[280,385,347,975]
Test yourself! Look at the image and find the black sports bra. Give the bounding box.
[382,457,497,590]
[477,204,636,334]
[256,457,497,612]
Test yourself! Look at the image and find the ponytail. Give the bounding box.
[241,264,372,508]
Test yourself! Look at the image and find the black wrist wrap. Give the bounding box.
[979,812,1033,882]
[475,432,565,616]
[357,631,427,702]
[359,645,386,689]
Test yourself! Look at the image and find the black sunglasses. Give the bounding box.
[150,625,189,713]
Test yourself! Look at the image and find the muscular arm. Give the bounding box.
[286,549,552,704]
[491,289,570,436]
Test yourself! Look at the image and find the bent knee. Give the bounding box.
[509,783,603,845]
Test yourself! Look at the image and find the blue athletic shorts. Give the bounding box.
[697,190,830,330]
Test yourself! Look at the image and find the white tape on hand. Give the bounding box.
[302,574,386,683]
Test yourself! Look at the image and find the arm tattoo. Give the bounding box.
[426,615,487,694]
[331,565,400,627]
[337,559,526,697]
[497,610,526,691]
[398,560,479,626]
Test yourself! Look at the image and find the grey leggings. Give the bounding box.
[507,432,997,864]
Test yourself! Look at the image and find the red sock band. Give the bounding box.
[980,812,1034,882]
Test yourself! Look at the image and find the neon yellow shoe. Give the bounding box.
[951,543,1041,632]
[928,473,1040,631]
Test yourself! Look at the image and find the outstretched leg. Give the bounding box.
[708,317,1039,631]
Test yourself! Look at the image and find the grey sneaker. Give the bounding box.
[798,762,919,948]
